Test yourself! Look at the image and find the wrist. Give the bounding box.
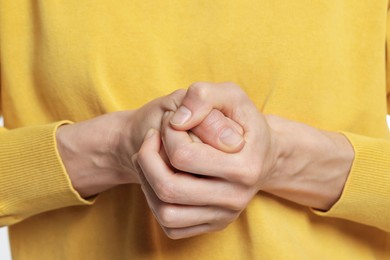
[56,112,138,198]
[262,115,354,210]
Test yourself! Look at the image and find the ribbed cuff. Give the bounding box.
[0,121,93,226]
[313,132,390,232]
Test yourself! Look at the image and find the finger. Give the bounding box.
[137,133,251,209]
[170,82,257,131]
[163,111,267,188]
[138,125,256,209]
[188,131,202,143]
[140,174,235,239]
[162,223,225,240]
[190,109,244,153]
[162,111,243,177]
[139,170,238,229]
[137,127,177,180]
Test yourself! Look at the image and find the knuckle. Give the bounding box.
[242,172,258,187]
[215,222,230,231]
[214,209,239,225]
[169,144,193,170]
[242,163,262,186]
[230,162,261,187]
[209,222,229,233]
[166,89,186,110]
[155,182,177,203]
[224,210,240,223]
[229,190,251,211]
[163,228,183,240]
[232,198,247,211]
[157,206,178,227]
[188,82,210,101]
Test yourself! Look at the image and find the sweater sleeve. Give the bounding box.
[314,132,390,232]
[313,6,390,231]
[0,121,93,227]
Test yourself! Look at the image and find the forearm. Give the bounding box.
[263,115,355,210]
[56,111,139,198]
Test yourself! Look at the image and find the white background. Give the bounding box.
[0,116,11,260]
[1,116,390,259]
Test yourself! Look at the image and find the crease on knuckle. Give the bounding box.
[155,181,178,204]
[200,109,225,130]
[169,144,194,170]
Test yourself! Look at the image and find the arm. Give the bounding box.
[57,91,244,198]
[136,82,367,239]
[169,82,354,210]
[261,114,354,211]
[0,90,186,226]
[313,126,390,230]
[0,88,243,226]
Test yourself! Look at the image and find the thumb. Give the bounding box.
[190,109,245,153]
[169,83,220,130]
[169,82,254,132]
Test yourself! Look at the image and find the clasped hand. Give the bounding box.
[58,82,353,240]
[136,82,278,239]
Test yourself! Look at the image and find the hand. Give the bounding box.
[56,89,244,198]
[56,90,186,198]
[137,82,276,239]
[169,83,353,210]
[137,82,354,239]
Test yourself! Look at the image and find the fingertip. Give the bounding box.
[170,106,192,126]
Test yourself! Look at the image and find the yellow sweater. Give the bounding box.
[1,1,390,259]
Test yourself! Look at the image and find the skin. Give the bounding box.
[57,82,354,240]
[56,89,244,198]
[136,82,355,239]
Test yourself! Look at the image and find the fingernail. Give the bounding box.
[171,106,191,125]
[145,128,156,140]
[219,128,243,147]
